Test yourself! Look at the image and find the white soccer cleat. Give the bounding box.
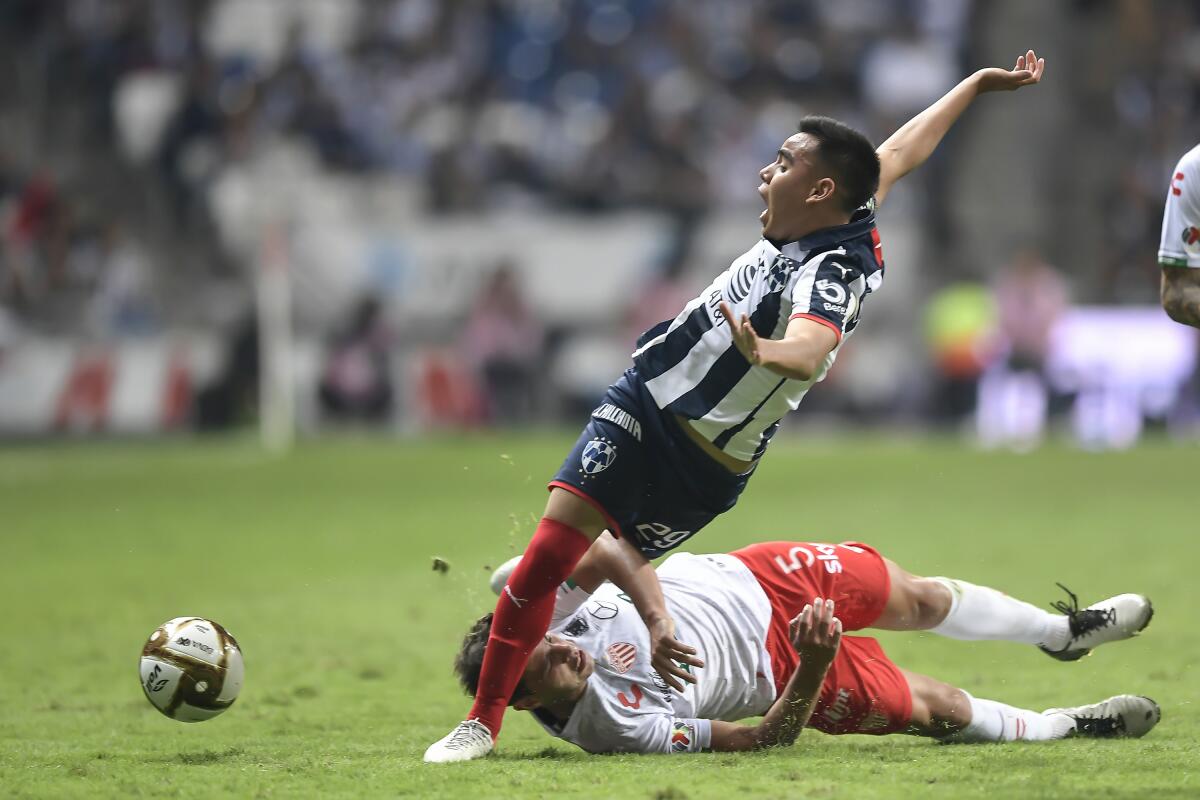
[1044,695,1161,739]
[490,556,523,596]
[1040,586,1153,662]
[423,719,494,763]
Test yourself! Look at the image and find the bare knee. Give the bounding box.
[879,561,952,630]
[910,578,953,629]
[908,674,972,737]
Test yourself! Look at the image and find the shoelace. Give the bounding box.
[1049,583,1116,638]
[447,722,488,750]
[1072,713,1125,737]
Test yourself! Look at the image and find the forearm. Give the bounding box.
[597,533,670,626]
[875,72,983,205]
[1161,267,1200,327]
[756,336,827,382]
[747,657,832,748]
[567,532,620,593]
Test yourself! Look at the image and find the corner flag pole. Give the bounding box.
[257,221,295,453]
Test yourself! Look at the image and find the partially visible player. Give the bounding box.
[425,51,1047,762]
[1159,143,1200,327]
[453,536,1156,755]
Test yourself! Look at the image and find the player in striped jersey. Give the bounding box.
[426,50,1047,763]
[1159,143,1200,327]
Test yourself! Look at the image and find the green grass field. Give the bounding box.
[1,433,1196,799]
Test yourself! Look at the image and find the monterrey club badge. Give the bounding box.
[580,438,617,475]
[606,642,638,674]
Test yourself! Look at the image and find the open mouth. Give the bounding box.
[758,184,769,223]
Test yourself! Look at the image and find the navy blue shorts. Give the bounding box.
[549,368,753,560]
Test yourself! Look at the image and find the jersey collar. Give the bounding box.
[766,207,876,252]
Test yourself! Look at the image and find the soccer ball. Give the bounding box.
[139,617,244,722]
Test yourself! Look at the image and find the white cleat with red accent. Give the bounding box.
[1044,695,1161,739]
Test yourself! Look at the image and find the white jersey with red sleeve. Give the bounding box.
[1159,143,1200,269]
[535,553,776,754]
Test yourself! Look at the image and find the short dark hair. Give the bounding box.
[454,613,533,704]
[797,116,880,213]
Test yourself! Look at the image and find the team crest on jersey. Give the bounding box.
[765,256,797,293]
[1183,226,1200,247]
[671,722,696,753]
[606,642,638,674]
[580,438,617,475]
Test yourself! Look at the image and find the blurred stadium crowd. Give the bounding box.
[0,0,1197,444]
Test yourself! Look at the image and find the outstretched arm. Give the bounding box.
[875,49,1046,207]
[707,598,842,752]
[581,532,706,691]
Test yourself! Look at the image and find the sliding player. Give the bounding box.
[1159,143,1200,327]
[425,51,1047,762]
[453,536,1155,754]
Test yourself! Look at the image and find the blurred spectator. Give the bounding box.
[86,220,160,338]
[923,282,997,427]
[318,295,394,423]
[2,173,62,307]
[994,250,1069,376]
[196,312,259,430]
[977,250,1071,448]
[462,262,545,425]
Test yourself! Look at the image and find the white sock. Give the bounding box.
[930,578,1071,650]
[550,582,592,626]
[946,693,1075,743]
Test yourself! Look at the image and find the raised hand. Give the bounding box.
[789,597,842,667]
[976,49,1045,94]
[648,616,705,692]
[719,301,762,366]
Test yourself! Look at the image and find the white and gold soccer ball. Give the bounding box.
[139,617,244,722]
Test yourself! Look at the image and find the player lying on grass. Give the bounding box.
[450,537,1156,754]
[426,50,1048,762]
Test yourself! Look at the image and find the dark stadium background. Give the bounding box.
[0,0,1195,446]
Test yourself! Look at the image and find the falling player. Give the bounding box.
[455,536,1156,754]
[425,51,1048,762]
[1159,143,1200,327]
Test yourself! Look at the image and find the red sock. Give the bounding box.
[469,518,592,738]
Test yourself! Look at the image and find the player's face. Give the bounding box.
[519,634,593,708]
[758,133,835,240]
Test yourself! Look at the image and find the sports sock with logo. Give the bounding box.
[929,578,1071,650]
[469,518,592,738]
[944,692,1075,743]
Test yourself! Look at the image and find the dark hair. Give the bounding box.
[797,116,880,213]
[454,613,533,704]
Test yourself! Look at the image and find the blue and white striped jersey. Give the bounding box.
[632,210,884,461]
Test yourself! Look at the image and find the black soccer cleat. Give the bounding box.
[1039,584,1154,662]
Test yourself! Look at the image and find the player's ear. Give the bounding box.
[809,177,836,204]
